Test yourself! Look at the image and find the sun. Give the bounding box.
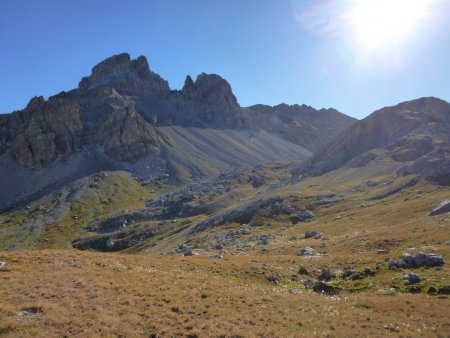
[352,0,431,48]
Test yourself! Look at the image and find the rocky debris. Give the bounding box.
[299,247,321,257]
[176,244,199,256]
[291,210,314,224]
[342,267,376,280]
[298,266,312,275]
[267,275,280,283]
[302,280,315,289]
[364,267,376,277]
[144,175,239,220]
[18,306,43,320]
[319,267,336,281]
[437,285,450,295]
[388,252,444,269]
[371,177,419,200]
[304,230,319,239]
[429,200,450,216]
[312,281,341,295]
[256,235,270,246]
[249,175,266,188]
[403,273,421,284]
[398,145,450,185]
[377,249,390,254]
[0,261,7,271]
[192,197,297,234]
[72,228,155,252]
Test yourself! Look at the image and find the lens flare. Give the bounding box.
[352,0,432,48]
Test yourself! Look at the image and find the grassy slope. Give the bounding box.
[0,171,162,250]
[0,161,449,336]
[0,250,449,337]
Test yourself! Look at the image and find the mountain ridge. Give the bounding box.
[0,53,356,210]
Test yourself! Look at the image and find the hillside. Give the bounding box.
[0,56,449,337]
[0,53,355,210]
[301,97,450,184]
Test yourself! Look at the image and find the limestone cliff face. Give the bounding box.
[181,73,244,128]
[0,96,82,167]
[78,53,170,96]
[93,103,158,162]
[0,52,355,169]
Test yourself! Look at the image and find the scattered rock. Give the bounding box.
[402,273,421,284]
[388,252,444,269]
[298,266,311,275]
[427,287,437,295]
[305,230,319,239]
[341,269,358,280]
[302,280,315,289]
[371,177,419,200]
[429,200,450,216]
[299,247,320,257]
[437,285,450,295]
[106,238,115,249]
[364,267,376,277]
[267,275,280,283]
[377,249,390,254]
[176,244,198,256]
[291,210,314,224]
[256,235,269,246]
[313,281,341,295]
[319,267,336,281]
[249,175,266,188]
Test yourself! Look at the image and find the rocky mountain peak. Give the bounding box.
[78,53,170,96]
[181,75,196,94]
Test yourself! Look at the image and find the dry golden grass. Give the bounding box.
[0,250,449,337]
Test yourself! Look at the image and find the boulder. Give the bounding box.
[291,210,314,224]
[299,247,320,257]
[402,273,421,284]
[0,261,7,271]
[305,230,319,239]
[438,285,450,295]
[388,252,444,269]
[319,267,336,281]
[302,280,315,289]
[267,275,280,283]
[312,281,341,295]
[429,200,450,216]
[298,266,311,275]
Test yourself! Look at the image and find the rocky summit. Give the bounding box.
[0,53,355,210]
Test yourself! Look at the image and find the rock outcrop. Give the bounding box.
[428,200,450,216]
[302,97,450,180]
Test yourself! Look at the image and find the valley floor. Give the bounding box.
[0,250,449,337]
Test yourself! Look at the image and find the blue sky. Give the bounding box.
[1,0,449,118]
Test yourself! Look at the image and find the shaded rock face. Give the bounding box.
[1,96,83,167]
[181,73,244,128]
[1,52,354,171]
[303,97,450,177]
[246,103,356,153]
[92,103,158,162]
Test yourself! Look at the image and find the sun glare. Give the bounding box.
[352,0,431,48]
